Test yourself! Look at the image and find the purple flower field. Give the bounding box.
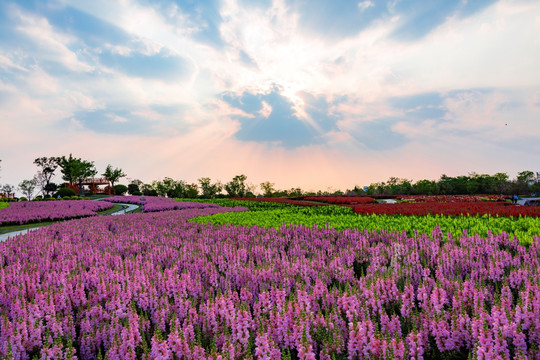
[1,206,539,359]
[0,200,114,226]
[104,196,220,213]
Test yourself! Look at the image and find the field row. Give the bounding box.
[179,199,540,245]
[230,196,540,217]
[0,200,114,226]
[1,208,539,359]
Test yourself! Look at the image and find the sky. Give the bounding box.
[0,0,539,194]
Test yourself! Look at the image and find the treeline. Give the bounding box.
[1,156,539,200]
[128,171,540,198]
[355,171,540,196]
[0,155,125,200]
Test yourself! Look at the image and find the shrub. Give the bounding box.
[113,184,128,195]
[127,183,140,195]
[19,197,28,201]
[56,187,77,198]
[33,195,43,201]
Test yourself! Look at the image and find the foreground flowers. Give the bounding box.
[0,206,538,359]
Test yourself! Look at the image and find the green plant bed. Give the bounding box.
[0,202,9,209]
[190,206,540,245]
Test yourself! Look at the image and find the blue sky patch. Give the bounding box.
[223,89,324,148]
[348,117,408,151]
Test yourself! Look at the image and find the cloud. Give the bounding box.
[1,0,540,192]
[390,0,497,41]
[98,47,194,82]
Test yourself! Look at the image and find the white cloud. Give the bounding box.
[259,100,272,118]
[358,1,374,11]
[0,53,29,72]
[11,6,94,72]
[107,113,129,123]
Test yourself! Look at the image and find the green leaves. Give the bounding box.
[190,203,540,245]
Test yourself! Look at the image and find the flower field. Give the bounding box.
[348,202,540,217]
[223,196,539,218]
[301,196,377,205]
[105,196,223,212]
[192,205,540,245]
[1,205,540,359]
[0,200,114,226]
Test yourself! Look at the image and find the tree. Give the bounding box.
[18,179,37,200]
[260,181,275,197]
[113,184,128,195]
[185,183,199,198]
[224,174,248,198]
[44,183,58,195]
[493,172,510,194]
[141,183,157,196]
[1,184,14,197]
[128,183,140,195]
[152,177,186,198]
[103,165,126,193]
[34,157,58,195]
[198,177,222,198]
[56,154,97,194]
[516,170,534,193]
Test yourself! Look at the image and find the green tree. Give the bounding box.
[56,154,97,194]
[34,157,58,195]
[260,181,275,197]
[516,170,534,194]
[128,183,141,195]
[113,184,128,195]
[141,183,157,196]
[493,172,510,194]
[102,165,126,193]
[153,177,187,198]
[224,174,248,198]
[1,184,14,197]
[18,179,37,200]
[198,177,222,198]
[185,183,199,198]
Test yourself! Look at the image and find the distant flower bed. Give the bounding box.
[349,201,540,217]
[395,195,508,203]
[0,200,113,225]
[105,195,241,213]
[301,195,377,204]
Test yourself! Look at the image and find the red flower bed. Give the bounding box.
[301,196,377,204]
[350,201,540,217]
[395,195,508,203]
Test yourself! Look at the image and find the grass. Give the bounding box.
[96,204,124,216]
[0,202,9,210]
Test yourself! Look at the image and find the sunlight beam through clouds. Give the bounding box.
[0,0,539,190]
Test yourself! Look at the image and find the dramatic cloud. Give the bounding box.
[0,0,539,192]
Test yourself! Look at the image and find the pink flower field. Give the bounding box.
[0,206,539,359]
[104,195,221,212]
[0,200,114,226]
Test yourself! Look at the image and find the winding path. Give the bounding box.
[0,203,140,242]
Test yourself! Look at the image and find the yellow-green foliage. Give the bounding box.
[190,202,540,245]
[0,202,9,210]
